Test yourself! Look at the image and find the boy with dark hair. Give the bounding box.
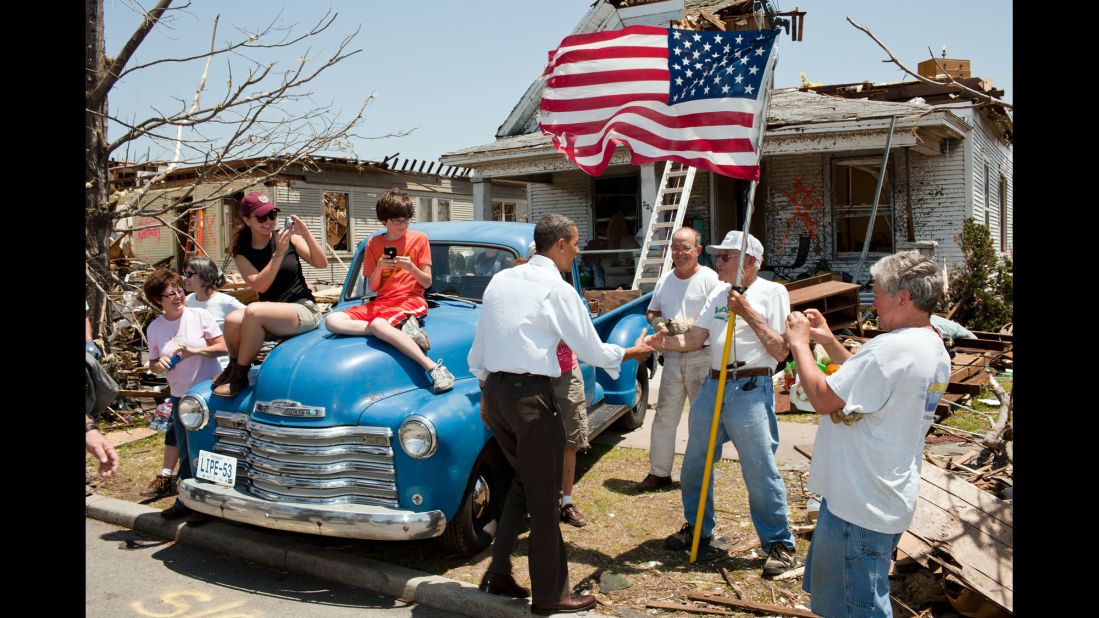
[325,189,454,393]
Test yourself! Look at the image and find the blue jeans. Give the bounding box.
[803,498,901,618]
[680,374,794,551]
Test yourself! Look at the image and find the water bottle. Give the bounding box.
[149,400,172,432]
[166,352,182,370]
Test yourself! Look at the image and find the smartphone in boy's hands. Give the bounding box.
[384,246,397,259]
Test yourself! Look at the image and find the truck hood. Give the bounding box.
[249,300,479,427]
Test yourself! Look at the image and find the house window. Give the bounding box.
[983,162,991,228]
[324,191,350,252]
[832,159,893,254]
[999,173,1008,251]
[418,197,434,222]
[493,201,518,221]
[417,197,450,222]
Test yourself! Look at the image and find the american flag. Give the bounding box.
[539,25,779,180]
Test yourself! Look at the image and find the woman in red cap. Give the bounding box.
[212,191,328,397]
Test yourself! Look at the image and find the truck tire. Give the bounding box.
[615,365,650,430]
[439,444,512,555]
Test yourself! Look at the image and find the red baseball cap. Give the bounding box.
[240,192,275,217]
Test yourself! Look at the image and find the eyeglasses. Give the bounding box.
[253,209,281,222]
[160,289,185,299]
[387,217,411,225]
[182,271,198,278]
[716,253,739,262]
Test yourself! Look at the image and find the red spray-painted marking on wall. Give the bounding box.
[134,218,161,242]
[777,179,822,253]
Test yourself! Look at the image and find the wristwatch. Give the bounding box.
[85,422,100,433]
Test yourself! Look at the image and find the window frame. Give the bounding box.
[831,157,895,256]
[323,190,352,254]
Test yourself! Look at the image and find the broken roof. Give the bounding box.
[444,90,965,166]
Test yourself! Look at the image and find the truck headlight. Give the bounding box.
[398,415,437,459]
[178,395,210,431]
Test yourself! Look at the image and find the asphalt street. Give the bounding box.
[86,518,463,618]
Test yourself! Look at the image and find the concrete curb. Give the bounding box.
[85,494,588,617]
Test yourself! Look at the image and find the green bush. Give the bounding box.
[947,219,1012,331]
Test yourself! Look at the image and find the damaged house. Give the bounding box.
[113,156,528,286]
[439,0,1012,287]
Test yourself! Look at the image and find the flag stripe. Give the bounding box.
[546,68,670,89]
[563,123,755,159]
[540,92,669,113]
[542,106,755,137]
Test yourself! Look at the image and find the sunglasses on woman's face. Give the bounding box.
[253,209,281,222]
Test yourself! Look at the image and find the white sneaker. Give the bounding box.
[428,360,454,394]
[402,316,431,351]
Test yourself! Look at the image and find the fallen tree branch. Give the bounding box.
[982,373,1012,460]
[688,593,820,617]
[646,601,736,616]
[845,16,1012,110]
[773,566,805,581]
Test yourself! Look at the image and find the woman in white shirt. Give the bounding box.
[182,256,245,369]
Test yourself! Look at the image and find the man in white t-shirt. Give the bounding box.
[647,231,800,576]
[786,251,950,618]
[636,227,720,492]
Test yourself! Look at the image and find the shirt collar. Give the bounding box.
[529,254,559,272]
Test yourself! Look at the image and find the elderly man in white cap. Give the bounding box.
[645,230,801,576]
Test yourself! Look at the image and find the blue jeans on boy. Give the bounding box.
[679,374,794,551]
[803,498,901,617]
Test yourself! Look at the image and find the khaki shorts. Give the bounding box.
[553,364,589,450]
[291,299,323,335]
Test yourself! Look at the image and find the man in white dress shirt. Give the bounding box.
[468,214,655,615]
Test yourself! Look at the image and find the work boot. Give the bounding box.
[664,523,727,562]
[401,316,430,351]
[635,473,672,492]
[428,360,454,394]
[762,543,804,578]
[212,363,250,397]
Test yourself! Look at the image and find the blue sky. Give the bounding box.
[105,0,1012,165]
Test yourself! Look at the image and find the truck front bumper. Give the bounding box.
[178,479,447,540]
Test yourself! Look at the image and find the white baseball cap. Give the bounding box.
[706,230,764,261]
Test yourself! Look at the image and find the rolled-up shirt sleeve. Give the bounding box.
[549,287,625,379]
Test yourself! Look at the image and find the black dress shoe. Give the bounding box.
[532,593,597,615]
[478,572,530,598]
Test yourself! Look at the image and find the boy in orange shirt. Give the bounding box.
[325,189,454,393]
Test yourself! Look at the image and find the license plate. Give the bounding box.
[195,450,237,487]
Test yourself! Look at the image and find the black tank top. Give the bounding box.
[238,238,315,303]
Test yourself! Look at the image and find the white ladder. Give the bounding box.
[631,162,697,290]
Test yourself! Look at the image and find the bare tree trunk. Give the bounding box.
[86,0,109,341]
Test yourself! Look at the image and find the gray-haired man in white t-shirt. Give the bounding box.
[636,226,720,492]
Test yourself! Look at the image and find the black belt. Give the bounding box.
[709,367,772,380]
[490,371,552,382]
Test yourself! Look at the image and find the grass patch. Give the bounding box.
[88,430,946,616]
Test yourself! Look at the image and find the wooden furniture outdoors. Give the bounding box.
[783,272,862,333]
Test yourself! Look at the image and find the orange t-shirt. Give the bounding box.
[364,230,433,302]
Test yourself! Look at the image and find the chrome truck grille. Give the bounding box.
[212,412,398,507]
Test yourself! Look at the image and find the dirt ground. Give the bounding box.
[88,432,973,617]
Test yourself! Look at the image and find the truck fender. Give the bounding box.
[597,313,652,406]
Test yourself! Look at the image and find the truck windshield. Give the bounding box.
[344,243,519,303]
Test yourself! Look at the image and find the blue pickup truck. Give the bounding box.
[176,221,654,554]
